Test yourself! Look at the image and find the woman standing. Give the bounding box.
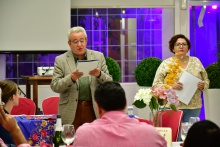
[0,79,20,146]
[153,34,209,123]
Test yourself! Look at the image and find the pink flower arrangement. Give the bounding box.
[151,87,179,108]
[133,87,179,126]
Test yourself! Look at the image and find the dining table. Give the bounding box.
[14,115,56,146]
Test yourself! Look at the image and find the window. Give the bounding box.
[3,52,63,84]
[71,8,163,82]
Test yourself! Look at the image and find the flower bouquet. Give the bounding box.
[133,87,179,127]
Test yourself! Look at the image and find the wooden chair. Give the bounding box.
[42,96,59,115]
[161,109,183,142]
[11,97,36,115]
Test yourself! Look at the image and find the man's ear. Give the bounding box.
[96,102,101,115]
[68,41,71,46]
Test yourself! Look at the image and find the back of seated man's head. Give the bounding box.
[184,120,220,147]
[94,81,126,111]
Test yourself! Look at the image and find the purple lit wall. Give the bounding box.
[190,6,220,120]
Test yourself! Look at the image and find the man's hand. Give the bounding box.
[71,70,83,81]
[89,68,101,77]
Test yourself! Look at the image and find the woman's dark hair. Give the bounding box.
[0,80,18,104]
[94,81,126,111]
[169,34,191,53]
[184,120,220,147]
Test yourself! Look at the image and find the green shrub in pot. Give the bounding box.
[135,57,162,86]
[105,57,121,82]
[205,53,220,88]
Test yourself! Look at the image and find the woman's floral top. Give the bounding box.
[153,56,209,109]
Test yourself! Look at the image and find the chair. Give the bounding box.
[11,97,36,115]
[42,96,59,115]
[137,118,154,126]
[161,109,183,142]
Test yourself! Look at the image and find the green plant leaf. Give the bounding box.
[170,104,177,111]
[133,99,146,108]
[165,110,172,116]
[149,97,158,110]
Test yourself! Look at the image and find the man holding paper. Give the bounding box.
[51,26,112,130]
[153,34,209,124]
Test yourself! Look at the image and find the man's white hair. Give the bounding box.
[67,26,87,40]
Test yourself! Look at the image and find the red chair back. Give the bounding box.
[11,97,36,115]
[161,110,183,142]
[137,118,154,126]
[42,96,59,115]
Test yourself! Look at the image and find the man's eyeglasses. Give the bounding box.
[175,43,187,47]
[70,39,85,45]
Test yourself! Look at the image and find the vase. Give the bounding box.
[149,111,162,127]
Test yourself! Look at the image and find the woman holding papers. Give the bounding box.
[153,34,209,123]
[50,26,112,130]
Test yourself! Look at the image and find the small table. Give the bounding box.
[21,76,52,114]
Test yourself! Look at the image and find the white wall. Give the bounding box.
[0,0,70,52]
[162,9,174,60]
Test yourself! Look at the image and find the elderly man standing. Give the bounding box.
[50,26,112,130]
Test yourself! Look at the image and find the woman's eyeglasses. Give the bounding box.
[175,43,187,47]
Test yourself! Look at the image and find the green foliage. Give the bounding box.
[149,97,159,111]
[206,62,220,88]
[133,99,146,108]
[135,57,162,86]
[170,104,177,111]
[105,57,121,82]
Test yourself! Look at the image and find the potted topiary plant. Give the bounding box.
[204,53,220,126]
[105,57,121,82]
[205,53,220,88]
[134,57,162,86]
[134,57,162,119]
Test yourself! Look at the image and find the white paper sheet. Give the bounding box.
[76,60,99,77]
[175,71,202,105]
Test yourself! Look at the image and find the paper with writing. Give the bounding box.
[175,71,202,105]
[76,60,99,77]
[156,127,172,147]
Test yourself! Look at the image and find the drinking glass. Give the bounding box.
[189,117,200,125]
[61,124,75,147]
[181,122,190,141]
